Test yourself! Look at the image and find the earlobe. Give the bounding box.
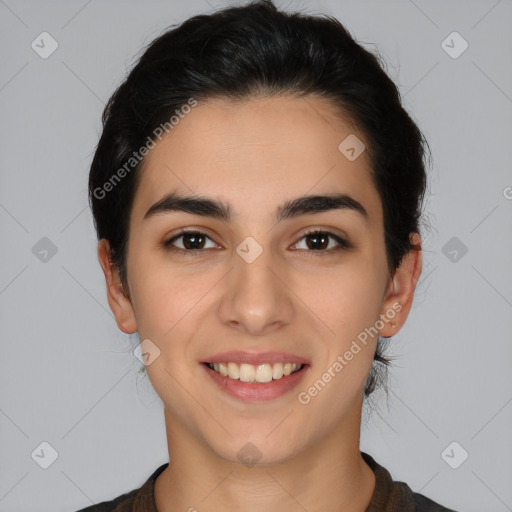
[379,232,422,338]
[97,239,138,334]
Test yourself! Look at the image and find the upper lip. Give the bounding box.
[202,350,310,366]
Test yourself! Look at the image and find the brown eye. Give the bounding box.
[293,230,352,255]
[163,230,218,252]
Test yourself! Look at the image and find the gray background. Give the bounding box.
[1,0,511,510]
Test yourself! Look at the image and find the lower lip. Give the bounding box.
[201,363,309,402]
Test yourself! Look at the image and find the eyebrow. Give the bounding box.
[143,191,369,223]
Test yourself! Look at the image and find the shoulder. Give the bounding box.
[74,488,137,512]
[72,463,169,512]
[362,452,458,512]
[412,491,457,511]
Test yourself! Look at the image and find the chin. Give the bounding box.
[211,435,303,468]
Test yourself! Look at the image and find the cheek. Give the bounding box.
[128,251,209,336]
[301,261,385,342]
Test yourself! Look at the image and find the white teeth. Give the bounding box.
[218,363,228,377]
[255,364,273,383]
[272,362,284,379]
[239,363,256,382]
[208,362,303,382]
[227,362,239,379]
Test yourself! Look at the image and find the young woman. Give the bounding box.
[81,1,456,510]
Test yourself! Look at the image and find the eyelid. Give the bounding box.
[163,228,221,249]
[291,228,352,253]
[162,226,352,254]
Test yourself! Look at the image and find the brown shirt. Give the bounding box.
[75,452,457,511]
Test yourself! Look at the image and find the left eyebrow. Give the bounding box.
[143,192,369,223]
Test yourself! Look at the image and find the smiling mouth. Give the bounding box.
[204,362,305,383]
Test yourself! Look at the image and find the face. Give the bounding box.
[100,94,420,466]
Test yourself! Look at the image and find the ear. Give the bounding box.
[378,232,422,338]
[97,239,138,334]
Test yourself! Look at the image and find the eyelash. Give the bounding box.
[162,228,352,257]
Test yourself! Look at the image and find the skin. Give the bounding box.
[98,94,422,512]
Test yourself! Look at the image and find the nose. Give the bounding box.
[217,239,294,336]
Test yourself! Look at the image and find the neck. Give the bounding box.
[155,400,375,512]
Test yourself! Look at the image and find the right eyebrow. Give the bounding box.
[143,191,369,224]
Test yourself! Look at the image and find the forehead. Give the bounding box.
[131,94,382,226]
